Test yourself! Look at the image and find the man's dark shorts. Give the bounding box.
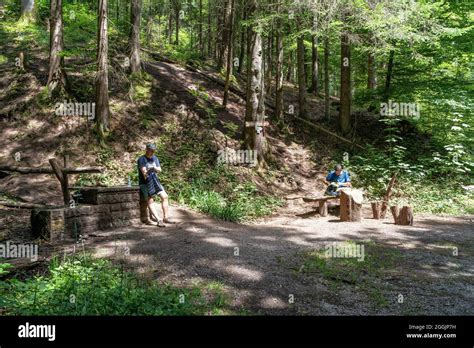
[140,183,164,200]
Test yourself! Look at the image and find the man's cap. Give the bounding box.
[146,143,156,150]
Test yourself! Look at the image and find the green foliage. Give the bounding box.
[0,256,228,315]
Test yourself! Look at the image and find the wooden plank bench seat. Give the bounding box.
[302,196,339,217]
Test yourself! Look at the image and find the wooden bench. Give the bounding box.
[302,196,339,217]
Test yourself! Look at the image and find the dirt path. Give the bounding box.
[73,202,473,315]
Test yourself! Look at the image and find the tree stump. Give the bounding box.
[390,205,413,226]
[390,205,399,224]
[398,206,413,226]
[340,189,362,222]
[371,201,381,219]
[319,200,328,217]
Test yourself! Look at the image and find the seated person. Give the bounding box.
[324,164,352,196]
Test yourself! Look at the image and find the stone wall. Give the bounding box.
[31,186,143,241]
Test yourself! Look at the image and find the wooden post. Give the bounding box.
[63,155,69,203]
[398,206,413,226]
[390,205,413,225]
[319,200,328,217]
[390,205,399,224]
[48,158,70,205]
[340,190,362,222]
[139,188,149,223]
[371,201,381,219]
[380,173,397,219]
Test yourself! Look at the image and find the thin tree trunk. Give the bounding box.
[95,0,110,140]
[324,36,330,120]
[384,49,394,99]
[175,4,180,45]
[265,29,273,94]
[237,2,246,73]
[339,32,351,135]
[274,5,284,122]
[367,52,377,89]
[207,0,212,57]
[47,0,67,98]
[20,0,35,21]
[223,0,235,107]
[296,17,308,119]
[218,0,231,71]
[286,51,293,82]
[243,0,268,167]
[309,34,319,95]
[168,7,173,44]
[129,0,142,74]
[199,0,203,53]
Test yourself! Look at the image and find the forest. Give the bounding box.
[0,0,473,321]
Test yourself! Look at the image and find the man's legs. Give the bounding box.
[147,197,162,222]
[158,191,169,220]
[158,191,176,223]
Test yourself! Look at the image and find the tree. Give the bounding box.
[339,31,351,136]
[367,52,377,89]
[243,0,268,167]
[223,0,235,107]
[274,3,284,122]
[20,0,35,21]
[309,34,319,94]
[218,0,232,71]
[296,15,308,119]
[95,0,110,141]
[324,36,330,120]
[47,0,67,98]
[129,0,142,74]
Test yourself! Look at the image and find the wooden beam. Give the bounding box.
[293,115,365,150]
[0,165,102,174]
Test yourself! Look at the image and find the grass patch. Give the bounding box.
[300,241,401,309]
[0,255,230,315]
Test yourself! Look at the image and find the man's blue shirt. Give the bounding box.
[137,155,160,185]
[326,170,351,187]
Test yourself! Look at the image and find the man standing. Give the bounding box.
[324,164,352,196]
[137,143,176,227]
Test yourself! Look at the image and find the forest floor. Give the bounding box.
[7,201,471,315]
[1,36,472,315]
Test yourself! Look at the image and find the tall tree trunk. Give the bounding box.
[223,0,235,107]
[168,7,173,44]
[218,0,232,71]
[274,6,284,122]
[129,0,142,74]
[296,17,308,119]
[116,0,119,21]
[286,51,293,82]
[324,36,330,120]
[367,52,377,89]
[243,0,268,166]
[175,3,180,45]
[207,0,212,57]
[198,0,203,53]
[265,30,272,94]
[20,0,35,21]
[47,0,67,98]
[309,34,319,95]
[95,0,110,141]
[237,2,246,73]
[384,50,394,99]
[339,32,351,135]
